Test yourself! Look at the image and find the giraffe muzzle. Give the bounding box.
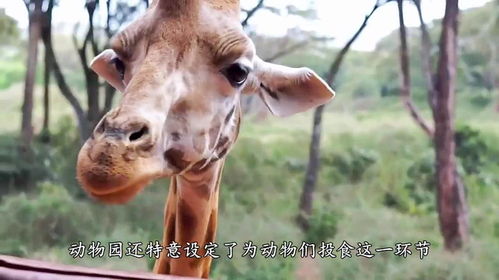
[76,116,166,204]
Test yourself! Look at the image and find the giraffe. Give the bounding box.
[76,0,335,278]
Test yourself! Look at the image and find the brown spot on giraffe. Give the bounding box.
[171,179,177,195]
[195,183,212,201]
[76,0,335,277]
[177,199,198,241]
[224,105,236,124]
[217,136,229,149]
[216,147,229,160]
[164,148,190,171]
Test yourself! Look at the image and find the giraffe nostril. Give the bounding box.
[129,126,149,142]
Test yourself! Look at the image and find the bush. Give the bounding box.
[0,59,24,90]
[0,133,56,193]
[0,182,97,256]
[305,207,340,244]
[455,124,489,175]
[384,124,496,215]
[382,150,435,215]
[469,90,493,107]
[323,147,377,184]
[0,117,82,196]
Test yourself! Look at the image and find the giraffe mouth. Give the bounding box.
[88,178,152,204]
[77,139,165,204]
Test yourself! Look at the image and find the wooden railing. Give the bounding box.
[0,255,199,280]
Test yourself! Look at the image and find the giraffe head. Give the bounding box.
[76,0,335,204]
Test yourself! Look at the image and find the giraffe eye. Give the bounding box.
[111,57,126,80]
[222,63,249,87]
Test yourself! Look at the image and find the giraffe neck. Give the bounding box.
[154,160,225,278]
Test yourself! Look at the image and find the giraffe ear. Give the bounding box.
[90,49,126,92]
[247,57,335,117]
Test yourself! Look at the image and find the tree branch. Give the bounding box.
[73,17,101,126]
[102,84,115,117]
[413,0,438,116]
[85,0,99,57]
[324,2,382,85]
[21,0,32,14]
[241,0,264,27]
[72,24,92,81]
[398,0,434,137]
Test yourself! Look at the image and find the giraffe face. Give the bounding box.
[76,0,335,204]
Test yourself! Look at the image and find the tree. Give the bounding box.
[40,0,55,142]
[297,0,392,231]
[401,0,469,250]
[433,0,469,251]
[20,0,43,156]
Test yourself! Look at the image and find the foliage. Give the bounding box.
[0,9,24,90]
[384,152,435,215]
[323,147,377,184]
[0,9,20,45]
[384,124,495,216]
[455,124,489,175]
[0,58,24,90]
[0,182,97,256]
[0,117,82,195]
[372,1,499,102]
[468,89,495,108]
[305,204,340,244]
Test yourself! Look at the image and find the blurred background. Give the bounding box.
[0,0,498,279]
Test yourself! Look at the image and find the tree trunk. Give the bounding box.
[79,1,101,130]
[297,104,325,231]
[40,0,55,142]
[41,35,51,141]
[102,84,116,117]
[85,70,101,128]
[297,2,382,231]
[20,0,43,155]
[434,0,469,251]
[397,0,433,137]
[85,21,101,128]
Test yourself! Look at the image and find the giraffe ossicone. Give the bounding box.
[76,0,335,278]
